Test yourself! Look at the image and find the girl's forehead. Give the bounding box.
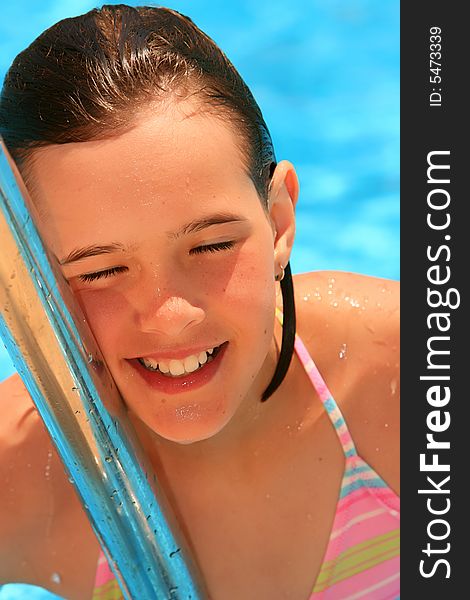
[23,107,265,255]
[27,102,249,210]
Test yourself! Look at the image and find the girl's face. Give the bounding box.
[26,102,294,445]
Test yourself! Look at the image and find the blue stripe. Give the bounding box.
[333,415,345,430]
[324,396,337,415]
[344,464,373,478]
[340,477,387,499]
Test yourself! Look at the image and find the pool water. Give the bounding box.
[0,1,398,598]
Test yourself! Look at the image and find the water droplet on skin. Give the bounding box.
[303,293,311,302]
[332,301,339,308]
[265,493,271,500]
[327,289,333,295]
[375,447,380,452]
[349,297,361,308]
[44,449,53,480]
[390,379,397,395]
[339,343,347,359]
[306,513,313,521]
[384,423,389,428]
[51,572,61,584]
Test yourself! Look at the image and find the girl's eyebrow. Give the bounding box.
[58,243,127,266]
[168,212,248,239]
[57,213,248,265]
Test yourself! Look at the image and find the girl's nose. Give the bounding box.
[137,293,205,338]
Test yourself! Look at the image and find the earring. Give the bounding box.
[275,264,285,282]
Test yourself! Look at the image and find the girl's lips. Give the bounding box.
[127,342,228,395]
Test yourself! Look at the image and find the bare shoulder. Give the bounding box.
[0,373,100,597]
[0,373,47,580]
[292,270,400,494]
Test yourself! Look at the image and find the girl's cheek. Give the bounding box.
[213,240,272,287]
[73,289,129,342]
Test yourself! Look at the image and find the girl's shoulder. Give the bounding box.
[292,269,399,349]
[0,372,50,581]
[0,373,99,596]
[292,270,400,494]
[0,373,61,583]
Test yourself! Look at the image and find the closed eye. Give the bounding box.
[77,241,234,282]
[78,266,128,283]
[190,241,235,255]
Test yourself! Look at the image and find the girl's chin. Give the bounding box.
[128,398,234,446]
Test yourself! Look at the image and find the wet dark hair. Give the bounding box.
[0,4,296,402]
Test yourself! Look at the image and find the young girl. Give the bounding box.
[0,5,399,599]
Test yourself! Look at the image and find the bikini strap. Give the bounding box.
[275,307,358,459]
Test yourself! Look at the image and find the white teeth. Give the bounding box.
[140,344,221,376]
[169,360,185,376]
[158,360,170,373]
[183,355,200,373]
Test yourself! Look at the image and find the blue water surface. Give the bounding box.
[0,1,398,598]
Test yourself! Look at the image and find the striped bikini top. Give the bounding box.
[92,308,400,599]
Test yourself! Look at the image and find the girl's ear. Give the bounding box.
[268,160,299,268]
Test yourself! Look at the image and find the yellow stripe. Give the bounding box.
[313,529,400,592]
[92,579,124,600]
[316,528,399,581]
[322,528,399,571]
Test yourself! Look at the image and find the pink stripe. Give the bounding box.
[335,487,399,517]
[313,556,400,599]
[322,494,399,564]
[293,336,332,402]
[94,551,115,587]
[328,513,398,552]
[339,430,353,447]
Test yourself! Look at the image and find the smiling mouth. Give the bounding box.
[137,343,225,378]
